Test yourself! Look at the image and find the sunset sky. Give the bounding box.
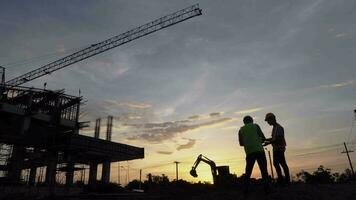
[1,0,356,184]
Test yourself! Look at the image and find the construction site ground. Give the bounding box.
[1,183,356,200]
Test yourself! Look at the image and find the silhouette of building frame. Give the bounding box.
[0,85,144,187]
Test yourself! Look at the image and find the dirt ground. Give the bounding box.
[151,183,356,200]
[1,183,356,200]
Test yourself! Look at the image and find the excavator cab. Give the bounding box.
[216,166,230,177]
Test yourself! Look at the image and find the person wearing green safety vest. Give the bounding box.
[238,116,270,195]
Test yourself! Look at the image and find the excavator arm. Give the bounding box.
[190,154,217,181]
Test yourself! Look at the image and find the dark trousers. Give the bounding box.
[273,150,290,183]
[244,151,270,193]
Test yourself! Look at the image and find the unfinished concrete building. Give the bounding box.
[0,85,144,187]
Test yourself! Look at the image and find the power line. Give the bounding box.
[292,146,342,157]
[288,143,343,153]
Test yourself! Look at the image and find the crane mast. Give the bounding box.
[5,4,202,87]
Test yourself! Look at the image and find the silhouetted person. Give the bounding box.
[264,113,290,184]
[238,116,270,195]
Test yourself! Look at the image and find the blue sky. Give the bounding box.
[1,0,356,183]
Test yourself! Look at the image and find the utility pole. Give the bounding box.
[139,169,142,189]
[174,161,179,181]
[341,142,355,176]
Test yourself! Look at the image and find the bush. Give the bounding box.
[296,165,355,184]
[333,169,355,183]
[84,181,126,193]
[125,179,143,190]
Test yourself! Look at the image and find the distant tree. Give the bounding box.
[296,165,334,184]
[84,181,125,193]
[143,173,170,190]
[126,179,143,190]
[334,168,355,183]
[296,170,312,183]
[151,174,169,185]
[312,165,334,183]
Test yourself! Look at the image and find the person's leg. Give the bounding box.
[244,153,256,194]
[256,152,270,193]
[279,150,290,183]
[273,151,283,184]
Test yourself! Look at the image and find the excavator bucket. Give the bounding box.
[190,169,198,177]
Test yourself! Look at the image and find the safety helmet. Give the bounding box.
[265,113,276,121]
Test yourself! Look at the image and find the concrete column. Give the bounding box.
[8,145,25,183]
[101,116,113,183]
[28,167,37,186]
[45,151,57,186]
[65,162,74,188]
[88,163,98,186]
[102,161,111,183]
[106,116,113,141]
[94,119,101,138]
[8,93,33,183]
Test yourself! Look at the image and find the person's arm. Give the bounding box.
[238,129,244,146]
[256,124,266,142]
[263,126,275,146]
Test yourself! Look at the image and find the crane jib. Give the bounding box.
[5,4,202,87]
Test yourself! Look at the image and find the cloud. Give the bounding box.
[177,139,196,151]
[320,80,355,89]
[105,100,152,109]
[156,151,173,155]
[221,126,240,130]
[112,113,142,121]
[71,58,131,85]
[56,44,66,53]
[324,127,349,134]
[209,112,222,117]
[80,99,153,121]
[188,115,200,120]
[329,80,355,88]
[126,117,232,143]
[188,112,223,121]
[335,33,347,38]
[235,107,264,115]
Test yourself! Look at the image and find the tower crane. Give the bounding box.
[5,4,202,87]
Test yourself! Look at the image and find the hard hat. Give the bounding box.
[265,113,276,121]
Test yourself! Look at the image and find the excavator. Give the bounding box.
[190,154,231,186]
